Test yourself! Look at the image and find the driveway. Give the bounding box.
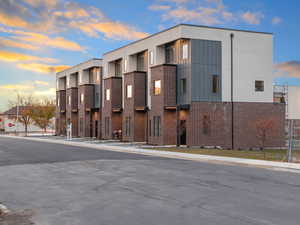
[0,137,299,225]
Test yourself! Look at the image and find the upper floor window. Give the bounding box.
[68,95,71,105]
[115,60,122,76]
[106,89,111,101]
[149,51,154,65]
[212,75,219,93]
[255,80,264,92]
[79,73,82,84]
[180,78,187,95]
[57,98,60,107]
[182,43,188,59]
[154,80,161,95]
[66,76,70,88]
[124,59,128,73]
[127,85,132,98]
[165,44,175,64]
[137,52,145,71]
[96,69,100,81]
[80,93,84,104]
[56,80,59,89]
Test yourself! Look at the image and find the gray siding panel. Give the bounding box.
[191,39,222,102]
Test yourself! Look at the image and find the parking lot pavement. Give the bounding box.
[1,136,300,225]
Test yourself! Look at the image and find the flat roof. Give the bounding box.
[104,24,273,56]
[57,58,102,75]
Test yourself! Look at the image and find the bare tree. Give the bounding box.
[255,118,274,151]
[8,95,36,136]
[32,98,56,133]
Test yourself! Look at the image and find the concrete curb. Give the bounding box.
[2,135,300,172]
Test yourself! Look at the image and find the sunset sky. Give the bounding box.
[0,0,299,112]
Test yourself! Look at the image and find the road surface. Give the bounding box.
[0,137,299,225]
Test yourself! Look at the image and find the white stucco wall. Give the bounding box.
[287,86,300,120]
[103,24,274,107]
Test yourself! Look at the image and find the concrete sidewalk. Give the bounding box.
[2,135,300,173]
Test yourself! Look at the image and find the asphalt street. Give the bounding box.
[0,137,299,225]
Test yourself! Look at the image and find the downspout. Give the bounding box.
[230,33,234,149]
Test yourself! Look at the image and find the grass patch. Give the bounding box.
[145,147,300,162]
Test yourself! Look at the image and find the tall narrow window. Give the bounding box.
[80,118,83,134]
[115,60,122,76]
[255,80,264,92]
[66,76,70,88]
[106,89,111,101]
[182,43,188,59]
[165,44,175,63]
[149,119,152,137]
[149,51,154,65]
[137,52,145,71]
[154,80,161,95]
[79,73,82,84]
[57,98,60,107]
[125,117,131,136]
[153,116,161,136]
[212,75,219,93]
[56,80,59,89]
[68,95,71,105]
[105,117,110,136]
[124,59,128,72]
[127,85,132,98]
[180,78,187,95]
[95,92,100,105]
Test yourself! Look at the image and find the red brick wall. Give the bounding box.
[101,77,123,139]
[187,102,285,149]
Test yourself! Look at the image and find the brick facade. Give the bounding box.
[56,90,66,136]
[187,102,285,149]
[66,87,78,137]
[122,71,147,142]
[148,64,177,145]
[101,77,122,139]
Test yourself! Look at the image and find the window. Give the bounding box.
[95,92,100,105]
[106,89,111,101]
[203,115,211,135]
[255,80,264,92]
[80,118,83,134]
[165,44,175,63]
[56,80,59,89]
[115,60,122,76]
[96,69,100,81]
[80,93,84,104]
[68,95,71,105]
[126,85,132,98]
[66,76,70,88]
[153,116,161,136]
[182,43,188,59]
[57,98,60,107]
[125,117,131,136]
[79,73,82,84]
[149,51,154,65]
[180,78,187,95]
[137,52,145,71]
[212,75,219,93]
[105,117,110,136]
[124,59,128,72]
[154,80,161,95]
[149,119,152,137]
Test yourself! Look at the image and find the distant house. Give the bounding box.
[0,106,54,134]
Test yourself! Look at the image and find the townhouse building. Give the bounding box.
[56,24,286,149]
[56,59,102,138]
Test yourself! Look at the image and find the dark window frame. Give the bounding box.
[255,80,264,92]
[212,75,219,93]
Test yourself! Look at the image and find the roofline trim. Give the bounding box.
[103,23,273,56]
[57,58,102,75]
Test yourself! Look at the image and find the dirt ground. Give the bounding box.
[0,210,35,225]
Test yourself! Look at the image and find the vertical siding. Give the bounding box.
[191,39,222,102]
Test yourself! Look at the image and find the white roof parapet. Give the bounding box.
[56,58,102,78]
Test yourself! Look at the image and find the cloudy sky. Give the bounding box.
[0,0,299,111]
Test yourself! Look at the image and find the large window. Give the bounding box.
[127,85,132,98]
[255,80,264,92]
[180,78,187,95]
[154,80,161,95]
[106,89,110,101]
[125,116,131,136]
[212,75,219,93]
[149,51,154,65]
[182,43,188,59]
[153,116,161,136]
